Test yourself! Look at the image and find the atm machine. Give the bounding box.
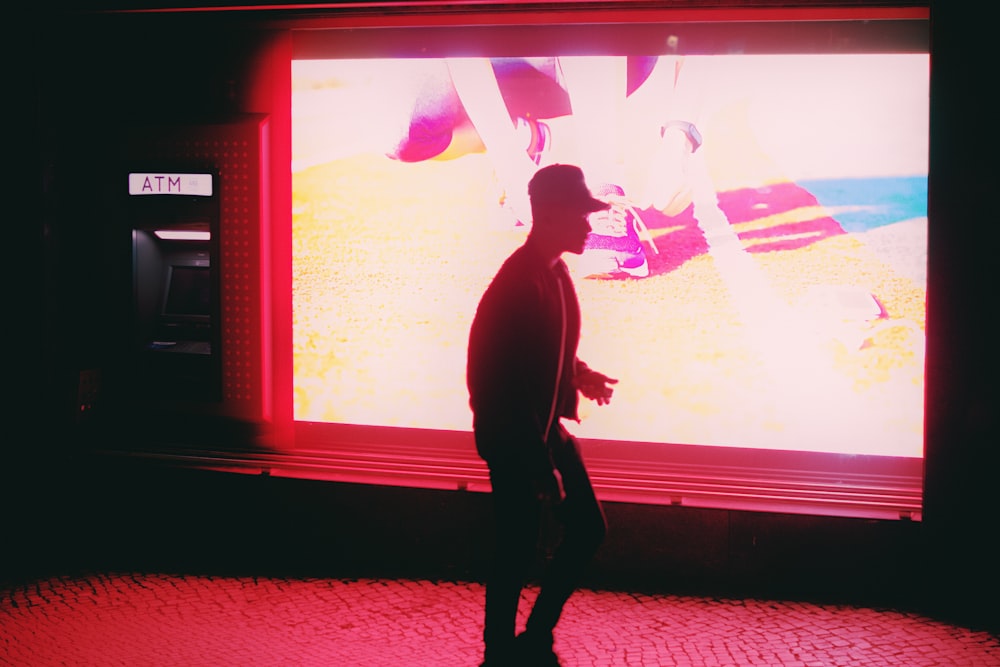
[130,169,221,402]
[117,116,271,449]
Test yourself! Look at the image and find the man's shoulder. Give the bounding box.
[476,245,542,316]
[495,244,545,281]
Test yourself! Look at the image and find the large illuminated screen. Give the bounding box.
[291,33,928,460]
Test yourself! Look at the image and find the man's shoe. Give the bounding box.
[513,630,562,666]
[581,183,651,278]
[481,638,516,666]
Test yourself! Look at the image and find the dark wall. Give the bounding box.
[15,1,998,635]
[5,455,924,608]
[920,0,999,635]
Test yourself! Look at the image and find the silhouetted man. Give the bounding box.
[468,164,617,666]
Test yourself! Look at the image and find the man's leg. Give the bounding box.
[523,433,607,643]
[484,468,543,664]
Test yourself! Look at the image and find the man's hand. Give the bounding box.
[576,368,619,406]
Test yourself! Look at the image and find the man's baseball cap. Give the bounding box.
[528,164,610,215]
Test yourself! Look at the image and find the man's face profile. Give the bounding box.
[534,202,593,255]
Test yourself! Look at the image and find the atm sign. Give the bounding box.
[129,173,213,196]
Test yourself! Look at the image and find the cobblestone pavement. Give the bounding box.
[1,573,998,667]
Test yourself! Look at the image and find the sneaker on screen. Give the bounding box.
[580,183,650,278]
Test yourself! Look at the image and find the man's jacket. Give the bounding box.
[467,242,588,475]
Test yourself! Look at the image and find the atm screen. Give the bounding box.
[163,264,211,320]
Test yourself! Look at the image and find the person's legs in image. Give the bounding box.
[629,54,705,217]
[448,57,569,226]
[557,56,653,279]
[557,54,704,279]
